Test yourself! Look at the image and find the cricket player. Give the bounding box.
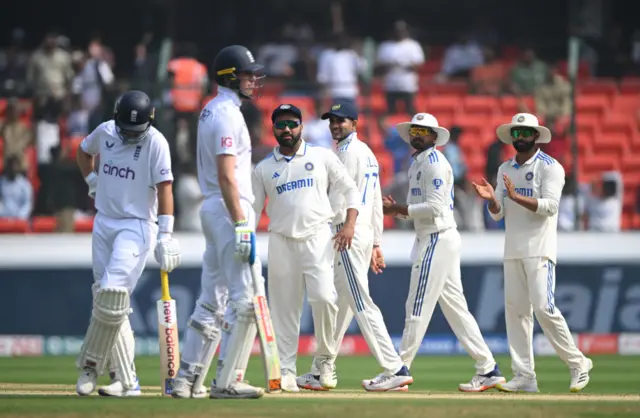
[172,45,266,400]
[382,113,506,392]
[473,113,593,393]
[252,104,360,392]
[75,90,181,397]
[295,102,412,393]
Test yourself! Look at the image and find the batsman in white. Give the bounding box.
[252,104,359,392]
[382,113,506,392]
[75,90,181,397]
[473,113,593,393]
[171,45,266,400]
[296,101,412,393]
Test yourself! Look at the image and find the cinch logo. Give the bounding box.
[276,178,313,195]
[103,162,136,180]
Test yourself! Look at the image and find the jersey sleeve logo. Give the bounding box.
[221,137,233,147]
[432,178,443,189]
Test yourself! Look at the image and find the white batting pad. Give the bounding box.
[111,318,136,388]
[187,318,222,389]
[216,315,254,389]
[76,287,130,374]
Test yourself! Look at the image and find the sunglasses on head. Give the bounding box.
[409,126,435,136]
[274,120,300,130]
[511,127,537,138]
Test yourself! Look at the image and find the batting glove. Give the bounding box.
[85,172,98,199]
[154,233,181,272]
[234,220,255,263]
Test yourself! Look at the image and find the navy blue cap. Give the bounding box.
[321,101,358,120]
[271,104,302,122]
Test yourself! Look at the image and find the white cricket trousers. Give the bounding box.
[268,225,338,376]
[331,223,404,375]
[399,228,496,375]
[504,257,587,378]
[91,212,157,377]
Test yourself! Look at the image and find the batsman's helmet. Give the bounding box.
[213,45,263,98]
[113,90,155,144]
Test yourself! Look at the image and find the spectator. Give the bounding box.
[535,68,570,126]
[484,138,503,188]
[375,20,424,115]
[442,126,467,185]
[0,155,33,219]
[558,175,586,231]
[175,163,203,232]
[287,40,318,97]
[316,33,366,108]
[586,173,623,232]
[0,98,32,171]
[470,46,505,95]
[0,28,30,97]
[241,100,271,164]
[437,32,484,80]
[509,47,548,95]
[257,29,298,79]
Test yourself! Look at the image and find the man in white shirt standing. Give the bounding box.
[375,21,425,115]
[383,113,505,393]
[252,104,360,392]
[172,45,266,400]
[295,102,412,393]
[316,34,367,108]
[75,90,181,397]
[473,113,593,393]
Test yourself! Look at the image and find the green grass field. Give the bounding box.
[1,355,639,417]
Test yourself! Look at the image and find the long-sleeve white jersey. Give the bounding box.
[405,147,457,236]
[196,86,254,203]
[329,133,383,245]
[80,120,173,221]
[489,149,565,263]
[252,140,360,240]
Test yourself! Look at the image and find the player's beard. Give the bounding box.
[513,139,535,153]
[410,137,427,151]
[276,132,301,148]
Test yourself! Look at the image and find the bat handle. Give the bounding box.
[160,270,171,301]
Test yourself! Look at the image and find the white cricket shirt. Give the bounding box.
[196,86,254,203]
[489,149,565,263]
[80,120,173,221]
[405,147,457,236]
[252,140,360,240]
[330,133,383,245]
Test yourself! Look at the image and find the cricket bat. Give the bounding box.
[157,270,180,396]
[250,261,282,393]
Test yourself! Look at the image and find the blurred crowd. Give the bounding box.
[1,19,638,233]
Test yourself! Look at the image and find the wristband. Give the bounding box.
[235,220,249,227]
[373,244,380,248]
[158,215,175,234]
[84,172,97,185]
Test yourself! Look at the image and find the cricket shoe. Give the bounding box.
[362,366,413,392]
[496,374,539,393]
[570,358,593,393]
[98,379,142,397]
[281,373,300,393]
[210,381,264,399]
[296,373,328,391]
[458,364,506,392]
[319,359,338,389]
[76,367,98,396]
[171,376,207,399]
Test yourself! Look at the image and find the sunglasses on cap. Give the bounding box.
[409,126,436,136]
[274,120,301,130]
[510,127,537,138]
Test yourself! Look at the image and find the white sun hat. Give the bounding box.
[396,113,450,146]
[496,113,552,145]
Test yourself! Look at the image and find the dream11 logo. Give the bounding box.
[103,160,136,180]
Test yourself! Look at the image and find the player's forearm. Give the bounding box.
[76,149,95,178]
[511,194,539,213]
[487,197,504,221]
[157,181,174,216]
[219,175,245,223]
[344,208,358,228]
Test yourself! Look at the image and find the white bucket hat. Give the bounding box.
[396,113,450,147]
[496,113,552,145]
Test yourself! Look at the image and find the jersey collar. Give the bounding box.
[413,146,436,163]
[273,139,307,161]
[336,131,357,148]
[510,148,541,169]
[217,86,242,107]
